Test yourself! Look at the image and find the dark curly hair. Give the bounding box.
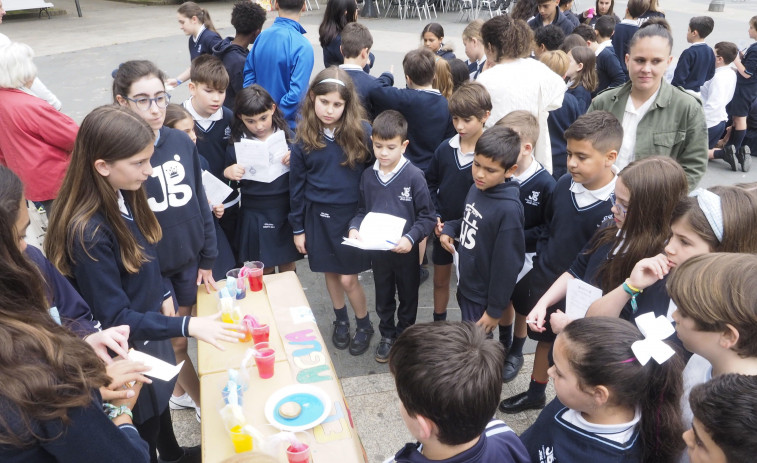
[231,0,266,35]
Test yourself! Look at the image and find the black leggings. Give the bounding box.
[135,408,183,463]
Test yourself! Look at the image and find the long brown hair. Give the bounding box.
[295,67,370,168]
[568,46,598,92]
[562,317,684,463]
[0,168,110,448]
[433,58,454,99]
[45,105,161,276]
[177,1,217,33]
[588,156,688,292]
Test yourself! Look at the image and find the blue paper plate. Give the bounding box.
[264,384,332,432]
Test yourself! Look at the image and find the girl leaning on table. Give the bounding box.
[0,166,151,462]
[45,105,244,463]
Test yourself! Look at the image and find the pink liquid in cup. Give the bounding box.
[286,443,310,463]
[245,261,264,292]
[253,342,275,379]
[251,324,270,344]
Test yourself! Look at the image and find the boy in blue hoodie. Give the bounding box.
[440,126,525,333]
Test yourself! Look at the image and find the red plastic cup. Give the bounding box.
[253,342,275,379]
[286,443,310,463]
[251,324,270,344]
[245,261,264,292]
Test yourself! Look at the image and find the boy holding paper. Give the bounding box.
[349,110,436,362]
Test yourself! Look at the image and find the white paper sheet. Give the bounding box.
[201,170,233,208]
[565,278,603,320]
[452,250,460,285]
[341,212,406,251]
[234,130,290,183]
[129,349,184,382]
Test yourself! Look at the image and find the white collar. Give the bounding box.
[183,98,223,123]
[562,406,641,440]
[414,88,441,95]
[569,165,619,201]
[323,127,336,139]
[624,86,660,115]
[193,25,206,43]
[620,18,638,25]
[514,157,539,183]
[339,63,364,71]
[595,40,611,56]
[373,155,407,173]
[117,190,129,216]
[690,42,707,46]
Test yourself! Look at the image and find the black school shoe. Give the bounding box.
[349,325,375,356]
[498,391,546,414]
[723,145,738,171]
[737,146,752,172]
[374,337,395,363]
[158,446,201,463]
[332,320,350,350]
[502,353,524,383]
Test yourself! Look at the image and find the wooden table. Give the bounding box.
[197,272,367,463]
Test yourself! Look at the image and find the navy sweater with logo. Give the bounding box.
[144,127,217,274]
[349,160,436,245]
[595,45,627,96]
[426,137,474,222]
[189,28,222,60]
[442,181,525,319]
[517,163,555,253]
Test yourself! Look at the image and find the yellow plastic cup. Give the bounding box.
[229,425,253,453]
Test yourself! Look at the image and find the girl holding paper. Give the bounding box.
[45,105,244,462]
[224,85,302,274]
[526,156,688,335]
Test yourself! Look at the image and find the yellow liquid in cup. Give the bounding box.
[222,312,234,324]
[229,425,253,453]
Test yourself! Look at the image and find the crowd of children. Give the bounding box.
[2,0,757,461]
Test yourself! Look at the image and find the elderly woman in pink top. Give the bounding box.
[0,42,77,215]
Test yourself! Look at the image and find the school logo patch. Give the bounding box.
[399,187,412,202]
[224,126,231,140]
[599,214,614,226]
[263,222,275,229]
[525,190,541,206]
[538,445,556,463]
[320,212,331,219]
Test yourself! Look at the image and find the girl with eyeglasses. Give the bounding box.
[527,156,688,335]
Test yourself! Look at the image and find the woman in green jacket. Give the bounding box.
[588,18,708,189]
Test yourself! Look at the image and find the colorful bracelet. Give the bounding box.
[103,403,133,421]
[176,79,183,86]
[622,279,643,313]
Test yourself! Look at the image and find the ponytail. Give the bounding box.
[177,2,218,33]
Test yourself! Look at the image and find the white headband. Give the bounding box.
[318,78,345,87]
[690,188,723,243]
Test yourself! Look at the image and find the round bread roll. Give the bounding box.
[279,401,302,419]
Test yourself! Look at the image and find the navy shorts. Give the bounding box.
[431,235,455,265]
[731,85,757,117]
[164,264,199,308]
[456,290,486,323]
[707,121,726,149]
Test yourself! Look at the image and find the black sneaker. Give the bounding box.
[502,353,524,383]
[331,320,350,350]
[374,337,395,363]
[738,146,752,172]
[419,266,430,285]
[498,391,546,414]
[723,145,737,171]
[349,325,375,356]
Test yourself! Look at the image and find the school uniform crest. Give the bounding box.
[398,187,412,202]
[224,126,231,140]
[526,190,541,206]
[538,444,556,463]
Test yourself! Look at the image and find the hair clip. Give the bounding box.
[631,313,676,366]
[690,188,723,242]
[318,78,346,87]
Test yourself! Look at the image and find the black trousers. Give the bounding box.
[371,246,420,339]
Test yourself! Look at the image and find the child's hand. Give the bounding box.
[392,237,412,254]
[348,229,361,240]
[161,297,177,317]
[476,312,499,333]
[435,217,444,237]
[212,204,224,219]
[294,234,307,254]
[628,253,671,291]
[188,313,245,351]
[549,310,572,335]
[84,325,131,364]
[100,359,151,402]
[281,150,291,166]
[439,234,456,254]
[224,164,245,181]
[526,301,549,332]
[197,268,218,294]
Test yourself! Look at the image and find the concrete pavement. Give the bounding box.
[5,0,757,460]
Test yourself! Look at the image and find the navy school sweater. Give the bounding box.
[442,181,525,319]
[343,67,393,120]
[595,45,627,96]
[547,92,582,179]
[533,174,616,286]
[390,420,530,463]
[349,159,436,245]
[527,7,576,36]
[225,129,293,198]
[189,27,222,60]
[426,136,474,222]
[517,163,555,253]
[520,398,642,462]
[26,245,99,338]
[0,391,149,463]
[568,84,592,114]
[191,104,234,182]
[289,123,373,234]
[612,22,639,79]
[212,38,249,110]
[144,127,218,274]
[437,47,456,61]
[672,43,716,92]
[369,87,457,172]
[322,34,375,73]
[737,42,757,87]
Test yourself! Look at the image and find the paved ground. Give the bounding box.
[6,0,757,461]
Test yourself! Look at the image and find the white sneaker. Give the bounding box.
[169,393,197,410]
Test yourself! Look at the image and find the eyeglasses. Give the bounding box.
[126,92,170,111]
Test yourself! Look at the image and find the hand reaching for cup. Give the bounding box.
[188,313,245,351]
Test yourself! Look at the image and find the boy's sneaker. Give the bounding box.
[332,320,351,350]
[349,325,374,356]
[169,393,196,410]
[737,146,752,172]
[374,337,395,363]
[723,145,737,171]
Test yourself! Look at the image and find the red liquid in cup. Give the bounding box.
[286,443,310,463]
[248,271,263,292]
[254,348,275,379]
[251,325,270,344]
